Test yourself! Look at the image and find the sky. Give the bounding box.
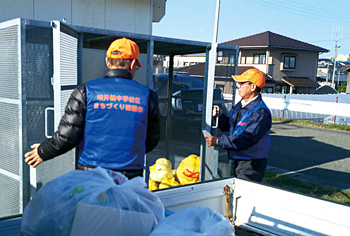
[152,0,350,59]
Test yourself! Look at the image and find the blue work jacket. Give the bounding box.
[78,70,149,170]
[217,94,272,160]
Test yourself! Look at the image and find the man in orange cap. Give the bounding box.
[204,68,271,182]
[24,37,160,179]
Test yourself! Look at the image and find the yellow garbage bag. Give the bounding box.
[148,179,159,191]
[176,154,200,185]
[149,158,180,190]
[159,176,180,189]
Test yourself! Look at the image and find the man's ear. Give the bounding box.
[251,83,256,92]
[130,59,136,69]
[106,57,111,69]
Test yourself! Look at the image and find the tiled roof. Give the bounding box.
[316,85,338,94]
[174,64,274,82]
[224,31,329,53]
[174,63,234,78]
[282,77,319,87]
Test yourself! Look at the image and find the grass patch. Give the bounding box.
[263,172,350,205]
[272,118,350,132]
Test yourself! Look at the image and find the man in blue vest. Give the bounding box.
[204,68,271,182]
[24,37,160,179]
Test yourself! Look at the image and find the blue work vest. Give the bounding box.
[78,77,149,170]
[228,100,271,160]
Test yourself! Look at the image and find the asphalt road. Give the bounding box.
[149,121,350,192]
[268,122,350,191]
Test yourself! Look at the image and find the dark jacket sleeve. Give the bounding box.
[38,84,86,161]
[218,108,271,150]
[145,89,160,153]
[218,113,231,132]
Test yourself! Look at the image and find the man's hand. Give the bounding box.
[24,143,43,168]
[204,135,218,147]
[212,107,223,117]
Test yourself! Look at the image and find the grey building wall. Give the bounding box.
[82,49,148,85]
[0,0,155,35]
[0,0,163,85]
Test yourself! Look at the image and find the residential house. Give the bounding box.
[317,59,349,90]
[174,63,253,99]
[341,66,350,93]
[224,31,329,94]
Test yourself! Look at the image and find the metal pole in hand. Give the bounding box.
[200,0,221,181]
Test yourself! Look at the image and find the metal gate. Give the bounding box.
[29,21,80,196]
[0,19,80,219]
[0,19,23,219]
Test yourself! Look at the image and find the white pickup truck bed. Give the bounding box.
[1,178,350,236]
[155,178,350,236]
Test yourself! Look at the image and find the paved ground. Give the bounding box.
[268,121,350,192]
[148,121,350,192]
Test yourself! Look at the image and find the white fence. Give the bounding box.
[263,95,350,116]
[232,93,350,123]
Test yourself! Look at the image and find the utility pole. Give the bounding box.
[326,61,330,84]
[332,27,341,88]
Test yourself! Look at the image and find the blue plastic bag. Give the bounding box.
[21,167,165,236]
[150,206,235,236]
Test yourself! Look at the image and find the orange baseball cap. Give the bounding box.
[231,68,265,88]
[106,37,142,68]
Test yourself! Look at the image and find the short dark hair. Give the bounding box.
[255,86,262,94]
[108,58,132,67]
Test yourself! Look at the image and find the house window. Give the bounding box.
[283,55,296,69]
[253,54,266,64]
[275,85,288,93]
[229,54,235,64]
[241,56,246,64]
[262,87,273,93]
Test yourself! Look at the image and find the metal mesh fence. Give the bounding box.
[0,22,77,219]
[0,25,19,100]
[0,102,21,218]
[0,23,20,218]
[26,25,75,191]
[0,103,20,174]
[60,32,78,86]
[0,175,20,218]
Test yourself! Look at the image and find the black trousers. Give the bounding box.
[76,163,143,179]
[233,158,267,182]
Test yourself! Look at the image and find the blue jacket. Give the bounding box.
[78,73,149,170]
[38,69,160,170]
[218,94,272,160]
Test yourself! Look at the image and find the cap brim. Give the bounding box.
[231,75,249,82]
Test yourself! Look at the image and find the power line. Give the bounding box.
[246,0,350,26]
[281,0,350,21]
[310,37,350,43]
